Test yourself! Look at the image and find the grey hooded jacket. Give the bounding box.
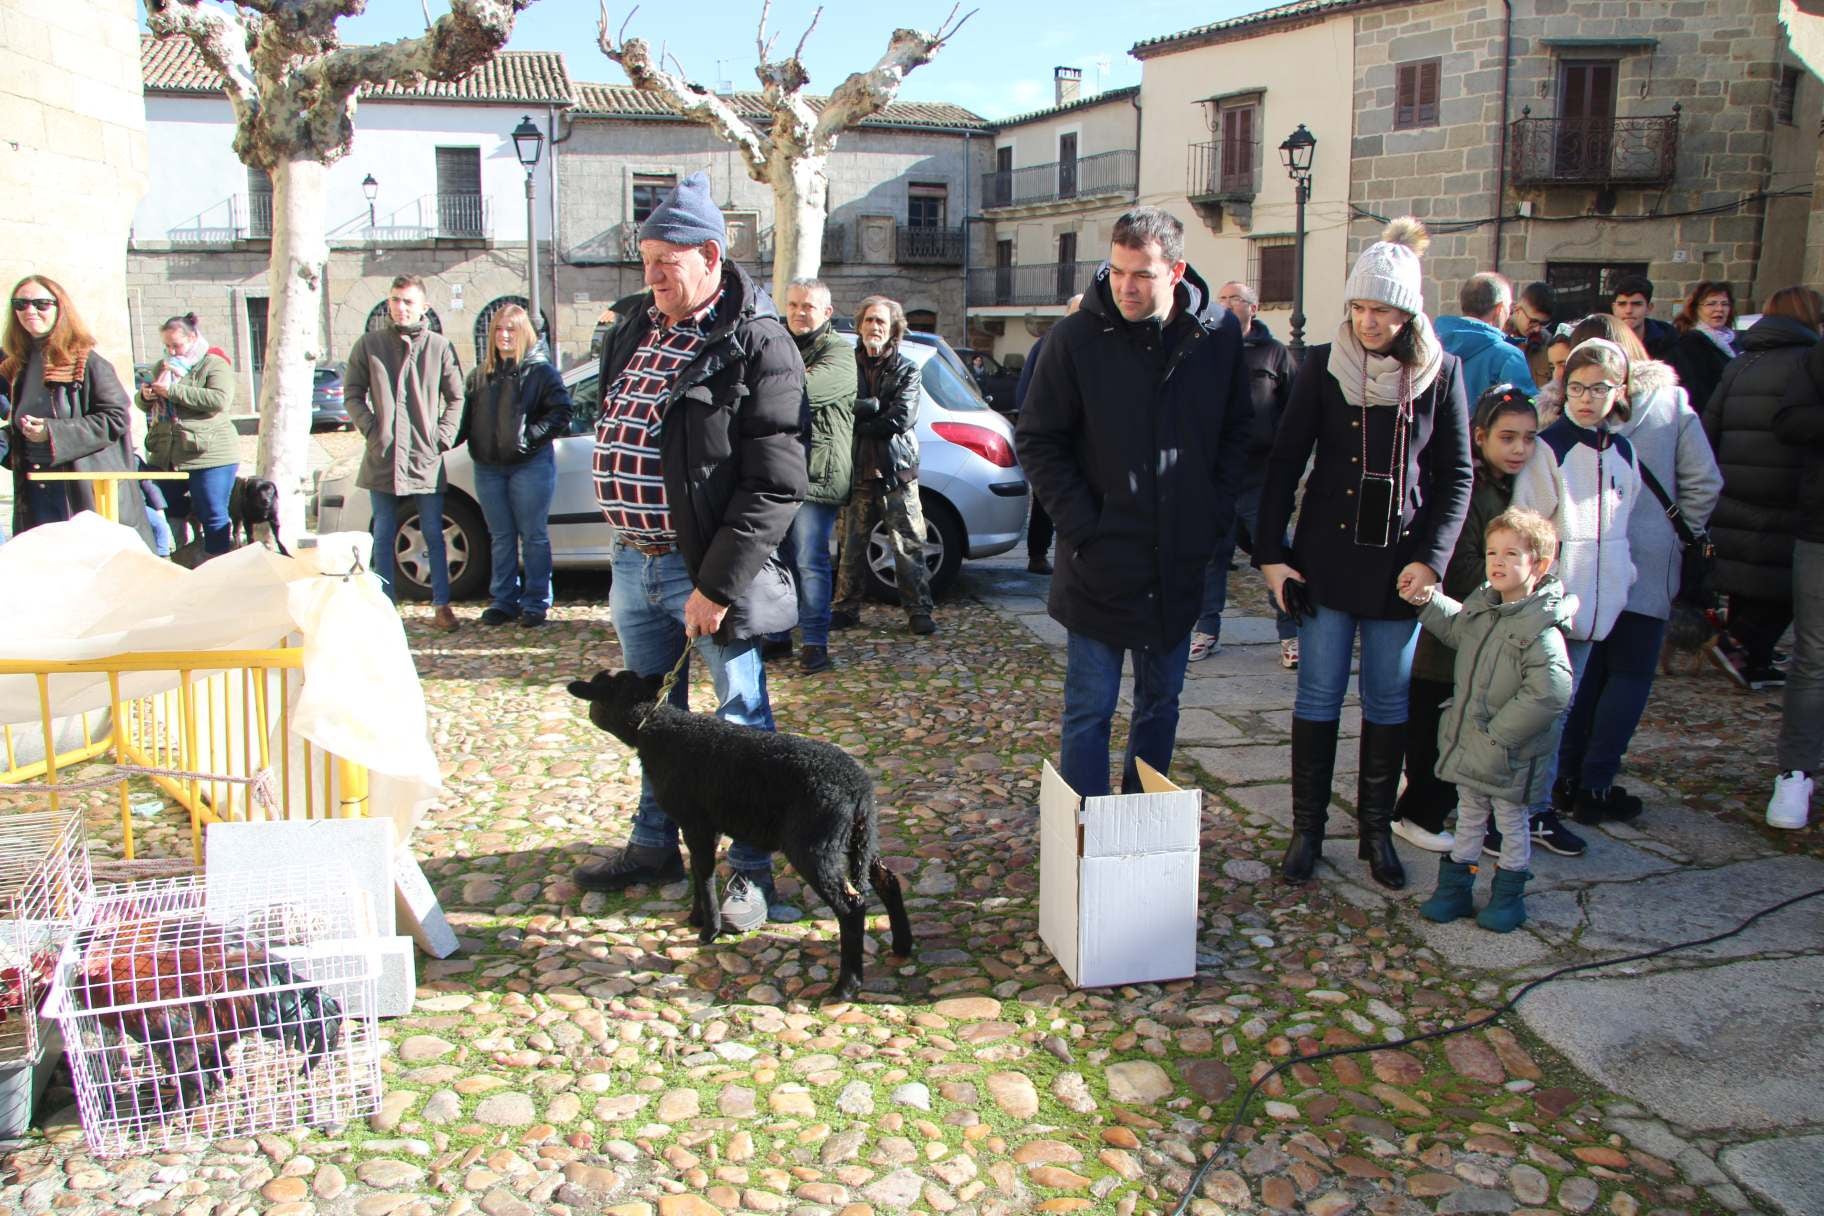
[1419,575,1577,804]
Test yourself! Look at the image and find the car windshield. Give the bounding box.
[314,367,340,386]
[917,353,989,415]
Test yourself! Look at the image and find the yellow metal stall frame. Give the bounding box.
[0,646,370,863]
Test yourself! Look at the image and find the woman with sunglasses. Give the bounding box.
[2,274,154,547]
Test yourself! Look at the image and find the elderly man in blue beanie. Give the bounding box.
[575,171,811,934]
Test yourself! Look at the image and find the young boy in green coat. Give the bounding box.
[1404,508,1575,931]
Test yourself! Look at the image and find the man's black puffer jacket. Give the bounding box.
[596,261,808,641]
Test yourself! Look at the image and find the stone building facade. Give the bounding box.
[3,0,147,370]
[1348,0,1819,324]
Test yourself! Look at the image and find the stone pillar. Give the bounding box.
[0,0,148,369]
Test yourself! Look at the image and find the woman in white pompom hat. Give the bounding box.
[1254,217,1474,891]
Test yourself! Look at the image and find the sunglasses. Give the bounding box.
[11,297,56,314]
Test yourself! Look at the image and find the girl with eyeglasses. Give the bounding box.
[2,274,155,547]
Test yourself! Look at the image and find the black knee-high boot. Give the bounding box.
[1282,717,1340,883]
[1357,720,1408,889]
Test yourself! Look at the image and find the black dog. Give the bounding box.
[568,669,913,1003]
[228,476,287,555]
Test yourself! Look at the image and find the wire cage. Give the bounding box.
[0,809,92,1066]
[44,865,382,1157]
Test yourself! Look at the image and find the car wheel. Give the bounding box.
[386,493,491,602]
[864,490,964,603]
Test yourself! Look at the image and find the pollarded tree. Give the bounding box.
[599,1,973,305]
[146,0,534,541]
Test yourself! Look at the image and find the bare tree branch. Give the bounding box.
[145,1,260,124]
[755,0,777,66]
[600,2,770,176]
[811,10,975,151]
[320,0,531,101]
[792,6,822,66]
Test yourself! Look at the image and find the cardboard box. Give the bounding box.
[1039,759,1201,989]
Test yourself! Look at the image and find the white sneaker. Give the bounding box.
[1767,771,1814,830]
[1392,818,1456,852]
[1280,638,1300,670]
[1189,631,1222,661]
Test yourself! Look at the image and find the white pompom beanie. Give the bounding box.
[1342,216,1430,316]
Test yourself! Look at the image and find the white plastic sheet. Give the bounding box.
[0,515,440,835]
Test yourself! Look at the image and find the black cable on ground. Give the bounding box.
[1166,885,1824,1216]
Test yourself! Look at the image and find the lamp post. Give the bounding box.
[1278,124,1316,360]
[361,173,379,231]
[511,115,545,342]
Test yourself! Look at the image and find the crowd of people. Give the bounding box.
[5,173,1818,940]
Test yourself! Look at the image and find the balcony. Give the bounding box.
[248,190,273,239]
[966,259,1104,308]
[435,192,489,238]
[898,224,964,265]
[1186,140,1259,201]
[1509,106,1680,188]
[981,150,1138,211]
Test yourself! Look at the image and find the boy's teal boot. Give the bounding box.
[1418,857,1478,923]
[1476,868,1531,933]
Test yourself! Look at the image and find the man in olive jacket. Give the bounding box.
[575,172,809,934]
[1016,207,1252,797]
[767,277,855,673]
[344,274,464,627]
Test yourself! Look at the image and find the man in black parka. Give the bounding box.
[1016,207,1252,796]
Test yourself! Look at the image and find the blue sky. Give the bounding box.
[143,1,1274,121]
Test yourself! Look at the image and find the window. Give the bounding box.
[435,146,483,236]
[1395,58,1441,129]
[908,183,947,228]
[246,167,273,238]
[1056,232,1078,302]
[246,296,268,376]
[631,173,676,224]
[1249,237,1296,307]
[905,309,937,334]
[992,145,1014,207]
[1544,260,1649,324]
[1777,65,1801,125]
[1220,105,1256,193]
[1058,132,1079,199]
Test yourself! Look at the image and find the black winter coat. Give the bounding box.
[1241,319,1296,471]
[1670,327,1736,416]
[463,345,572,467]
[1702,314,1819,600]
[1016,263,1253,650]
[1773,337,1824,547]
[6,349,155,548]
[596,262,807,641]
[1254,343,1473,621]
[852,347,921,483]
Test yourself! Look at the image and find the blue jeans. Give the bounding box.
[164,463,237,555]
[1199,483,1297,641]
[1294,604,1420,724]
[473,450,556,616]
[609,543,775,874]
[1060,631,1192,798]
[370,488,450,606]
[1557,611,1667,791]
[778,501,839,647]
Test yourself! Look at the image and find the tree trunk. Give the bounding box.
[256,157,328,544]
[769,153,829,306]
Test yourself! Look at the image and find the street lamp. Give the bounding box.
[361,173,379,231]
[1278,123,1317,359]
[511,115,545,341]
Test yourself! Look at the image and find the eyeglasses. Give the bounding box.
[1565,381,1621,399]
[11,297,55,314]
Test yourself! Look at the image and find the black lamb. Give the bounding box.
[568,669,914,1003]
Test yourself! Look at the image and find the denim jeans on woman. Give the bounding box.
[165,462,237,555]
[1779,540,1824,774]
[778,500,839,647]
[472,448,556,616]
[1060,632,1191,798]
[1557,610,1668,792]
[608,543,776,876]
[1293,604,1420,724]
[370,488,450,606]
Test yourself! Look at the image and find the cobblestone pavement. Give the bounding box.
[3,548,1818,1216]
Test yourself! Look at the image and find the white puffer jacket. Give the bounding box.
[1512,413,1642,642]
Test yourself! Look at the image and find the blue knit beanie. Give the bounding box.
[638,171,725,248]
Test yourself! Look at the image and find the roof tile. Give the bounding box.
[1130,0,1385,59]
[572,82,989,130]
[140,34,574,104]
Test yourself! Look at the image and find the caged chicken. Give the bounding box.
[70,908,343,1108]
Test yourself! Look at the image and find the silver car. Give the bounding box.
[312,335,1030,601]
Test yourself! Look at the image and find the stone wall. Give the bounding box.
[1350,0,1792,323]
[2,0,147,369]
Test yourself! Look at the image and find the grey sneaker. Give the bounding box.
[720,871,803,931]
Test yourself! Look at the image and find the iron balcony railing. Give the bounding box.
[1509,106,1680,187]
[981,149,1138,210]
[966,259,1104,308]
[435,192,489,238]
[248,190,274,238]
[898,224,964,264]
[1186,139,1260,200]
